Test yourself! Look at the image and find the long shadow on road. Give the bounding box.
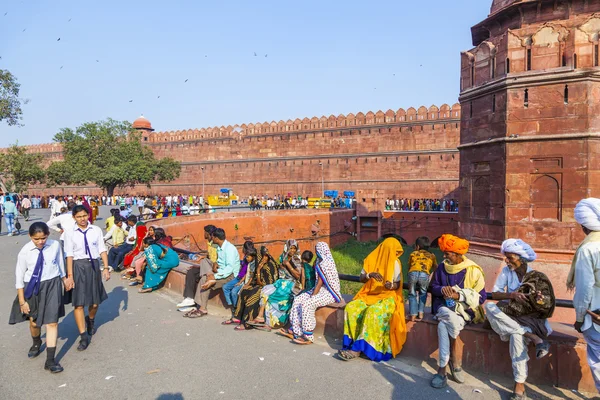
[56,286,128,362]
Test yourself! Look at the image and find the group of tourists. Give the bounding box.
[174,225,341,344]
[386,198,458,212]
[8,193,600,400]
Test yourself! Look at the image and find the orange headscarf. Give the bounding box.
[353,237,406,357]
[438,234,469,255]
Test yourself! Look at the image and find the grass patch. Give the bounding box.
[332,238,444,296]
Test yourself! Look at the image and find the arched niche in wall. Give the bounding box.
[530,174,560,221]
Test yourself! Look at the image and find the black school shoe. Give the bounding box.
[44,362,64,373]
[85,316,96,336]
[28,343,42,358]
[77,334,89,351]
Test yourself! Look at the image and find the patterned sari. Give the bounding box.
[142,244,180,290]
[234,247,277,324]
[343,238,406,362]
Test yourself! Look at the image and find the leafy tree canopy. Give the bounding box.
[49,119,181,196]
[0,143,45,193]
[0,69,27,126]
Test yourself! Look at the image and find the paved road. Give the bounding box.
[0,207,589,400]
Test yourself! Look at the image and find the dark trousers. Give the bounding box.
[108,244,134,269]
[184,266,202,299]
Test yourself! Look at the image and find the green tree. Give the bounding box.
[0,69,27,126]
[0,143,46,193]
[48,119,181,196]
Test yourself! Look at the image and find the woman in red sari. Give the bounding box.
[122,224,151,277]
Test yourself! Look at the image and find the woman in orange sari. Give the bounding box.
[338,237,407,362]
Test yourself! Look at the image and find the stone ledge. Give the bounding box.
[161,262,594,393]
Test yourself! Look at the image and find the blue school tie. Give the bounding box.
[24,247,44,299]
[77,228,96,269]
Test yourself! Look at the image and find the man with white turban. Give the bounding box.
[570,198,600,393]
[486,238,554,400]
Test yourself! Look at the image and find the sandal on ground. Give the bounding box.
[249,318,265,325]
[276,328,295,340]
[535,341,550,359]
[337,349,359,361]
[221,318,239,325]
[292,336,313,345]
[249,323,271,332]
[234,324,247,331]
[186,309,208,318]
[430,374,448,389]
[138,288,153,293]
[509,391,527,400]
[448,360,465,384]
[129,281,139,286]
[183,309,198,318]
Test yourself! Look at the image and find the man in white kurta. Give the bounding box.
[571,198,600,392]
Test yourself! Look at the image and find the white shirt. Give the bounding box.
[51,200,66,215]
[15,239,65,289]
[125,224,137,244]
[492,265,533,293]
[64,223,107,260]
[574,240,600,333]
[47,213,76,241]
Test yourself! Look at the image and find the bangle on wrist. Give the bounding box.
[20,302,26,306]
[365,273,370,280]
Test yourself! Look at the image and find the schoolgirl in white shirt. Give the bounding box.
[9,222,68,373]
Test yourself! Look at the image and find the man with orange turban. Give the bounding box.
[430,234,486,390]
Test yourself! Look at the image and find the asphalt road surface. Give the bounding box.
[0,207,589,400]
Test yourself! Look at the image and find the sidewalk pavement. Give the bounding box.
[0,207,594,400]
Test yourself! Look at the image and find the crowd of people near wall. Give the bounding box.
[386,198,458,212]
[0,193,356,228]
[7,190,600,399]
[247,194,356,210]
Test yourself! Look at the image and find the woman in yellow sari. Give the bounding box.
[338,237,407,362]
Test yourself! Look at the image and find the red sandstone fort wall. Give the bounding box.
[17,105,462,210]
[148,208,355,256]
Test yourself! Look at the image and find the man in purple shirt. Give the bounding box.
[430,234,486,390]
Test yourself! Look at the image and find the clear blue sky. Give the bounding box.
[0,0,491,147]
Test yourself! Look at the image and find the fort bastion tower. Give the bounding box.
[459,0,600,264]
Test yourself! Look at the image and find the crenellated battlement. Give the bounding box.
[145,104,461,143]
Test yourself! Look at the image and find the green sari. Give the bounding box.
[143,244,180,290]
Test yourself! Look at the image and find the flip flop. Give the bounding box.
[509,391,527,400]
[221,319,237,325]
[536,341,550,359]
[129,281,139,286]
[246,322,271,332]
[138,288,152,293]
[187,309,208,319]
[276,328,294,340]
[234,324,247,331]
[292,336,313,345]
[337,350,359,361]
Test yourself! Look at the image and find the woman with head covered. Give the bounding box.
[570,198,600,393]
[429,234,486,390]
[486,239,555,400]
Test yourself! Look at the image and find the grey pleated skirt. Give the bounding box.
[72,259,108,307]
[9,276,65,326]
